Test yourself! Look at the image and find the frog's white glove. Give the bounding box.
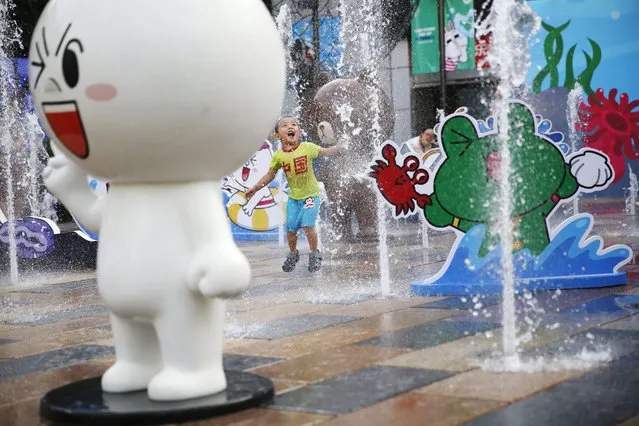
[570,149,613,190]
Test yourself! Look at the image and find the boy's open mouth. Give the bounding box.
[287,130,296,137]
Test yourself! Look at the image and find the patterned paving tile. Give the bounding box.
[268,365,454,415]
[229,303,335,325]
[14,279,97,294]
[345,308,458,333]
[320,392,504,426]
[523,328,639,361]
[223,354,282,371]
[618,416,639,426]
[602,314,639,331]
[356,320,500,350]
[0,317,109,342]
[0,304,108,326]
[0,326,113,359]
[316,297,435,318]
[0,345,114,381]
[417,369,582,402]
[225,325,382,359]
[227,315,361,339]
[241,283,295,298]
[0,360,112,407]
[180,408,331,425]
[1,217,638,424]
[564,294,639,315]
[0,398,46,426]
[379,333,501,372]
[306,293,377,305]
[253,345,409,382]
[416,295,502,310]
[465,362,639,426]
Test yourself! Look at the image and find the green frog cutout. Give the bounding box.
[427,102,613,256]
[370,101,614,257]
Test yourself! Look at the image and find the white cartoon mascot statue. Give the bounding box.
[29,0,285,401]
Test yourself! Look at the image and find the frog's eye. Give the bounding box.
[449,129,474,156]
[441,116,478,157]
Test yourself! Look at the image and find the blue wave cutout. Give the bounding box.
[411,214,632,296]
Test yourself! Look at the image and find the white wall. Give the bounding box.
[378,39,413,144]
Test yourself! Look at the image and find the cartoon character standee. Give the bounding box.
[444,21,468,72]
[371,102,614,256]
[304,75,395,242]
[223,141,286,231]
[30,0,285,404]
[369,144,431,216]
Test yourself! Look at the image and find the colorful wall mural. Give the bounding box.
[411,0,638,197]
[526,0,639,197]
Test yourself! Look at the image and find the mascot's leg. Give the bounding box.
[324,182,352,242]
[351,178,378,241]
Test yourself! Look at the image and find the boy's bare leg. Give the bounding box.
[287,231,298,253]
[303,227,318,252]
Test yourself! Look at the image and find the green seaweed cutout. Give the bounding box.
[575,38,601,95]
[532,20,570,93]
[532,20,602,95]
[563,44,578,89]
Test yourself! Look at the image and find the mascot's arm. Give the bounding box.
[319,135,349,157]
[42,145,104,235]
[183,183,251,299]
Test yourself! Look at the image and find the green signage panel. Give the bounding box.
[411,0,477,75]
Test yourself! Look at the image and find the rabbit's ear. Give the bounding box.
[448,21,455,30]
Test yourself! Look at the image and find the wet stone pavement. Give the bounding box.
[2,213,639,425]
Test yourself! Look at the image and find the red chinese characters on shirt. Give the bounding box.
[283,163,292,174]
[294,156,308,174]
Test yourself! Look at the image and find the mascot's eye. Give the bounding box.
[62,39,83,89]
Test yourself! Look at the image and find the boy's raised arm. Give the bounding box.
[246,168,277,199]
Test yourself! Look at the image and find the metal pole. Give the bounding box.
[437,0,447,114]
[312,3,321,76]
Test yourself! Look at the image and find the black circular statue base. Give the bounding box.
[40,370,274,425]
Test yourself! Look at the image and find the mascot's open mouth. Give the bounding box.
[242,166,251,181]
[486,150,502,180]
[42,101,89,159]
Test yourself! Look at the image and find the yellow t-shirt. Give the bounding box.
[270,142,321,200]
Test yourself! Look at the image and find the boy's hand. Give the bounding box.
[245,186,257,199]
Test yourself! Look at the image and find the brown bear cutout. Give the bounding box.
[303,75,395,242]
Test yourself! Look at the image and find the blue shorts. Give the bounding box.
[286,196,320,233]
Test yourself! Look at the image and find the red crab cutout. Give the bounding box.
[369,143,432,216]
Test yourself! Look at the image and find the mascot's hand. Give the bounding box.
[42,144,90,203]
[570,149,613,190]
[187,243,251,299]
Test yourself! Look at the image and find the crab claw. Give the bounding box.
[416,194,432,208]
[381,144,397,163]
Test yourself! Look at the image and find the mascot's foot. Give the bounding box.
[102,361,162,393]
[148,367,227,401]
